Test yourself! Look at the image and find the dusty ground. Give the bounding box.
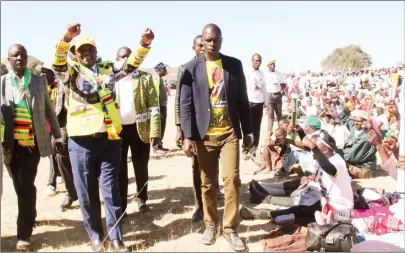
[1,95,397,252]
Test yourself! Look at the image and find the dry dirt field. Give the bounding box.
[1,95,397,252]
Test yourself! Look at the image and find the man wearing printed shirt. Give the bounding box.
[180,24,253,251]
[51,23,154,252]
[243,53,268,159]
[115,46,160,216]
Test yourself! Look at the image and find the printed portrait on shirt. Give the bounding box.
[71,71,116,104]
[207,61,231,133]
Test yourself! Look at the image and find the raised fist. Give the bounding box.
[63,23,81,42]
[141,28,154,46]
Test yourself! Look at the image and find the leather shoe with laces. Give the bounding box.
[91,239,104,252]
[223,232,246,252]
[110,239,129,252]
[201,227,218,245]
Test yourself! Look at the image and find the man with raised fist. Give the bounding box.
[51,23,154,252]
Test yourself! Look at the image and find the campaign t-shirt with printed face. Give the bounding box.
[206,59,231,135]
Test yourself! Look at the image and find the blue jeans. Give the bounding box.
[68,136,123,241]
[283,149,315,174]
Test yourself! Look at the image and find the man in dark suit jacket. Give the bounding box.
[180,24,253,252]
[1,44,62,251]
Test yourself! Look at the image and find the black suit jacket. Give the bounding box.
[179,54,253,141]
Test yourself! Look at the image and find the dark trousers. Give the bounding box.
[68,135,123,241]
[118,123,150,213]
[250,102,264,149]
[5,141,40,240]
[52,127,77,199]
[267,92,283,133]
[154,106,167,148]
[261,178,301,198]
[270,200,321,226]
[48,153,60,187]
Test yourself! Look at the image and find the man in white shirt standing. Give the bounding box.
[244,53,268,159]
[265,60,286,134]
[115,47,161,216]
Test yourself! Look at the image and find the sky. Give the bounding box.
[1,1,404,73]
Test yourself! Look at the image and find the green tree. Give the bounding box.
[321,45,372,72]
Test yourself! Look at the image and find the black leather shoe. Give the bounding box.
[192,208,203,223]
[110,239,129,252]
[60,195,76,209]
[91,239,104,252]
[201,227,218,245]
[249,181,269,204]
[136,198,149,213]
[223,232,246,252]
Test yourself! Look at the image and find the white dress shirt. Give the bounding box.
[115,73,136,125]
[265,70,285,93]
[247,69,268,106]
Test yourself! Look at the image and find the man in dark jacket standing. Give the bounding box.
[180,24,253,252]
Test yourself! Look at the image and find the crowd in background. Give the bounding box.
[0,21,404,252]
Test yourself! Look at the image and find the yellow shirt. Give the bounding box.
[206,59,231,135]
[391,73,400,86]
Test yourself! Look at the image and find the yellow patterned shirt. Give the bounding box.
[206,59,231,135]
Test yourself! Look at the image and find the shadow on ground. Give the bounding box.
[1,177,273,252]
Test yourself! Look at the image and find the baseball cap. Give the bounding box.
[154,62,167,70]
[75,36,96,50]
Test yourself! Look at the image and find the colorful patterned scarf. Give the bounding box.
[8,68,35,146]
[76,63,122,140]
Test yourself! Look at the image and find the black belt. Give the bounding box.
[269,92,282,96]
[73,132,108,139]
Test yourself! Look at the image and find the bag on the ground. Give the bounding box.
[305,222,360,252]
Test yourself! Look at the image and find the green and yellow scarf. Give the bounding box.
[76,63,122,140]
[9,68,35,146]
